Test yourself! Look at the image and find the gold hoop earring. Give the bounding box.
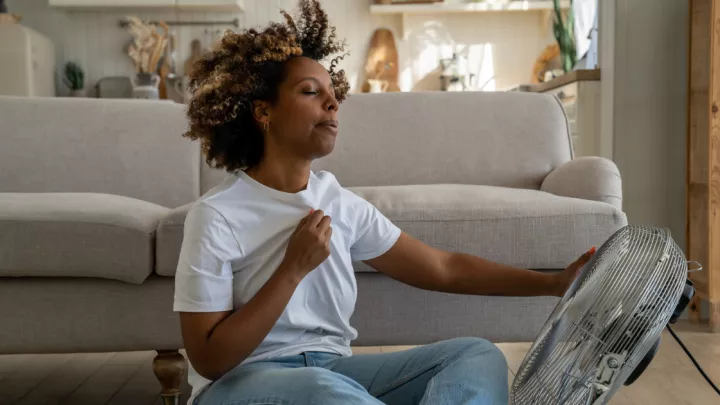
[264,122,269,132]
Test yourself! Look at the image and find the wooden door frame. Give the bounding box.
[687,0,720,332]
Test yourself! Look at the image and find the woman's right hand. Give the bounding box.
[282,209,332,279]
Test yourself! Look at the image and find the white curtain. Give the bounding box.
[573,0,598,61]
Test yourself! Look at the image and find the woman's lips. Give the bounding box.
[317,120,339,135]
[318,120,338,128]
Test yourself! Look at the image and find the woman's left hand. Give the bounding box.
[553,247,597,297]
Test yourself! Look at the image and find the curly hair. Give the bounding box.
[183,0,349,172]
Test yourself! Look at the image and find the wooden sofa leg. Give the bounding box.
[153,350,187,405]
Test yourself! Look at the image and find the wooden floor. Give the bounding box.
[1,323,718,405]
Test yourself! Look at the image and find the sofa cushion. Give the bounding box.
[156,185,627,276]
[350,185,627,271]
[0,193,168,284]
[312,92,573,190]
[199,93,574,193]
[0,96,200,208]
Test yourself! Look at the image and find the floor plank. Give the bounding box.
[58,352,150,405]
[378,346,416,353]
[350,346,382,355]
[0,354,34,392]
[1,326,718,405]
[0,354,74,404]
[495,342,530,375]
[14,353,113,405]
[498,329,720,405]
[0,355,30,378]
[105,353,158,405]
[616,330,720,405]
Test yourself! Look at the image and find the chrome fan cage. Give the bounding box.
[511,225,689,405]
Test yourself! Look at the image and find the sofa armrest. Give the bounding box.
[0,193,168,284]
[541,156,623,209]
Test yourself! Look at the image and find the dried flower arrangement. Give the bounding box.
[124,16,169,74]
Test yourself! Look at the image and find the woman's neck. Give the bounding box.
[245,159,312,194]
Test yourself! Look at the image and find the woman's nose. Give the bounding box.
[326,95,338,111]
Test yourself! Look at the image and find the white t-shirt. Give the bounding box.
[173,170,402,401]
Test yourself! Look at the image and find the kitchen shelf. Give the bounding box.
[371,1,569,39]
[50,0,175,8]
[370,1,569,15]
[176,0,244,12]
[49,0,244,12]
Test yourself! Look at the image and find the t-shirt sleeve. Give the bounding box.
[173,203,241,313]
[348,194,402,262]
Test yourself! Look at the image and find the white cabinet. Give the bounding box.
[49,0,243,11]
[549,80,604,159]
[176,0,244,11]
[49,0,175,7]
[0,25,55,97]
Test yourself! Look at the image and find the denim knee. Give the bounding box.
[198,365,377,405]
[293,367,372,404]
[444,337,508,370]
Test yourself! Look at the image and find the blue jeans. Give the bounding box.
[194,337,509,405]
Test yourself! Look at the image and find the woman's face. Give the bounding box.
[260,56,340,161]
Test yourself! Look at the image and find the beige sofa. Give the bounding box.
[0,92,626,402]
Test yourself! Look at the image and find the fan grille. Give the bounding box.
[511,225,687,405]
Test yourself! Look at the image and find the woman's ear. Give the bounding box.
[252,100,270,127]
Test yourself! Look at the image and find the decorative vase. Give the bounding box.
[367,79,389,93]
[131,72,160,99]
[165,74,190,103]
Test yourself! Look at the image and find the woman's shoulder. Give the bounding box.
[312,169,337,183]
[314,170,359,191]
[313,170,356,197]
[186,175,245,230]
[313,170,373,218]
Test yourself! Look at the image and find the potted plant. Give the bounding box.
[63,61,85,97]
[553,0,576,73]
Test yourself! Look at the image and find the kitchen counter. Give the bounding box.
[507,69,601,93]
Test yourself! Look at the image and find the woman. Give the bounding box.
[175,1,594,404]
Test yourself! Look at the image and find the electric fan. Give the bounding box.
[511,225,699,405]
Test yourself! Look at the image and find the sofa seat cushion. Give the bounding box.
[0,193,168,284]
[156,185,626,277]
[350,184,627,272]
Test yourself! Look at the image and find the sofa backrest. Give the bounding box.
[0,96,199,208]
[2,92,573,204]
[311,92,573,190]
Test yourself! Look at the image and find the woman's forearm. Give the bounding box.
[441,252,562,297]
[195,263,302,380]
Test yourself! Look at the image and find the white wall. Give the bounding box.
[404,11,554,91]
[607,0,688,250]
[6,0,555,95]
